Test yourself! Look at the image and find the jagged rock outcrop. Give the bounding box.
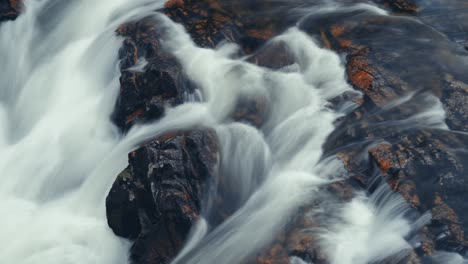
[112,19,195,132]
[106,129,219,263]
[0,0,21,21]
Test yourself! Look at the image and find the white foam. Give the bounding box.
[0,0,164,263]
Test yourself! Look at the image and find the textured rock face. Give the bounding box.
[113,19,194,132]
[368,132,468,254]
[163,0,281,51]
[106,129,219,263]
[0,0,21,22]
[311,1,468,257]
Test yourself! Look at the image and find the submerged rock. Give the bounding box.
[106,129,219,263]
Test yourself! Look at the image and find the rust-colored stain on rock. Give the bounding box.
[347,57,374,92]
[164,0,184,8]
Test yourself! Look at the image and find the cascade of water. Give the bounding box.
[0,0,164,263]
[2,1,464,264]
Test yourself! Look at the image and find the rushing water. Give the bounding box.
[0,0,166,263]
[1,0,467,264]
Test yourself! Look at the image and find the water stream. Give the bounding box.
[0,1,466,264]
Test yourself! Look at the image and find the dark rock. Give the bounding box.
[247,41,295,70]
[163,0,284,51]
[302,3,468,258]
[106,129,219,263]
[368,131,468,254]
[163,0,244,49]
[442,76,468,132]
[384,0,418,13]
[415,0,468,47]
[0,0,21,22]
[106,166,143,239]
[112,19,196,133]
[112,3,284,133]
[232,96,268,128]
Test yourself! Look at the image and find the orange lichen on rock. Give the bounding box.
[368,144,393,172]
[154,131,181,143]
[246,26,275,41]
[212,12,231,24]
[433,195,458,221]
[349,67,373,91]
[339,39,353,49]
[256,244,289,264]
[330,26,346,37]
[336,152,351,169]
[378,159,392,172]
[432,194,465,243]
[420,240,435,256]
[126,108,145,124]
[164,0,184,8]
[347,56,374,91]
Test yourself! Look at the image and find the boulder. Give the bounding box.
[106,129,219,263]
[112,19,195,132]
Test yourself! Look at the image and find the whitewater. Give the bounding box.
[0,0,466,264]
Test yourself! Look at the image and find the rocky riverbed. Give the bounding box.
[103,0,468,263]
[3,0,467,263]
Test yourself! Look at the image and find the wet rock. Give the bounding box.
[383,0,418,13]
[415,0,468,47]
[112,1,284,133]
[112,19,195,133]
[106,129,219,263]
[232,97,268,128]
[109,6,285,262]
[306,3,468,258]
[247,41,295,70]
[106,166,143,239]
[368,131,468,253]
[107,0,468,262]
[442,76,468,132]
[252,178,363,264]
[0,0,21,22]
[163,0,278,51]
[310,13,466,107]
[163,0,243,49]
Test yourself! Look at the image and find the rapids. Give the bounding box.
[1,0,467,264]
